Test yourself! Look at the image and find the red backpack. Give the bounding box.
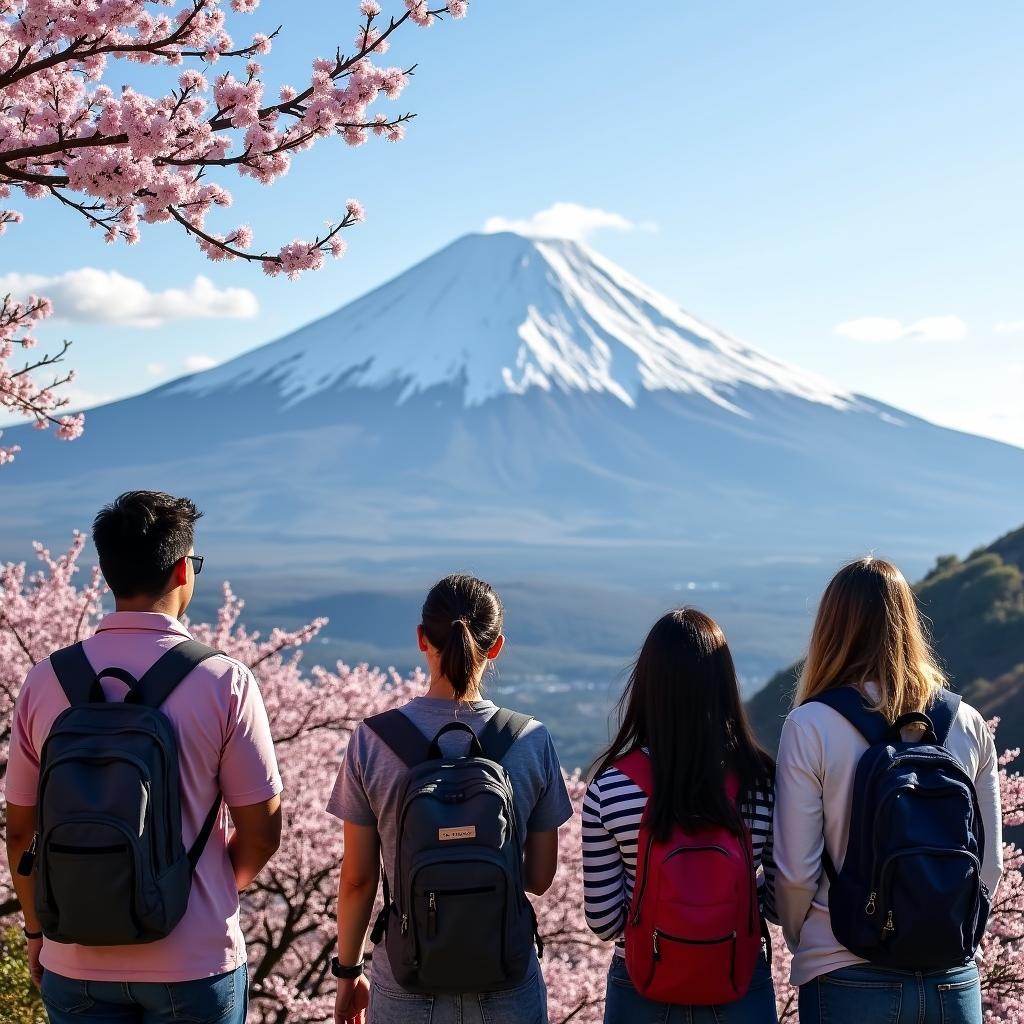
[615,750,762,1006]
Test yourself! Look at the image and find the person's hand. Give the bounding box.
[26,937,43,989]
[334,975,370,1024]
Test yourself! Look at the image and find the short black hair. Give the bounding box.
[92,491,203,598]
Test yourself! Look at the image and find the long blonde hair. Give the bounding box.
[795,556,946,719]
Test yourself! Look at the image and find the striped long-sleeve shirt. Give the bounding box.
[581,762,776,951]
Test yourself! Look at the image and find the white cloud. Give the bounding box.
[183,354,218,373]
[834,315,968,343]
[0,269,259,328]
[994,320,1024,335]
[483,202,657,242]
[146,362,167,377]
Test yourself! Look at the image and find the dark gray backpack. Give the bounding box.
[21,640,223,946]
[366,709,541,993]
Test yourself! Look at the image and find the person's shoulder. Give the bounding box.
[17,655,62,710]
[950,694,990,742]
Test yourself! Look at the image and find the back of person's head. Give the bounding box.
[595,608,773,840]
[420,574,504,700]
[93,490,202,598]
[795,556,946,720]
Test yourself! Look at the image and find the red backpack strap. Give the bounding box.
[725,770,740,804]
[613,749,653,796]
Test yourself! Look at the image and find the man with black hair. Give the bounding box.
[5,490,283,1024]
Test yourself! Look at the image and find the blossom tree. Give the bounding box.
[0,0,470,459]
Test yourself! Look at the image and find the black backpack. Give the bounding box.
[21,640,224,946]
[807,687,990,970]
[365,708,541,993]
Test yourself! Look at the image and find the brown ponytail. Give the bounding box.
[422,576,504,699]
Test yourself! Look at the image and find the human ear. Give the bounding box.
[486,634,505,661]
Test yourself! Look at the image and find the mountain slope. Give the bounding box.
[747,523,1024,752]
[3,231,1024,705]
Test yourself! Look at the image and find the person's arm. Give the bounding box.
[335,821,380,1024]
[581,777,627,941]
[975,719,1004,898]
[772,716,825,950]
[5,802,43,987]
[760,787,780,926]
[228,795,282,891]
[523,829,558,895]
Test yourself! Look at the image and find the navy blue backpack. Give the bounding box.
[807,686,990,971]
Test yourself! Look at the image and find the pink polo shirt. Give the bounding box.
[5,611,283,982]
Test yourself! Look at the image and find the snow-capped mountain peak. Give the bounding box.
[174,231,856,415]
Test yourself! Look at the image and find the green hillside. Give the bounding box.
[747,523,1024,752]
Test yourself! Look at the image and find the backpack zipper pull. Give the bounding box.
[17,833,38,877]
[652,929,661,962]
[864,892,877,916]
[401,913,409,935]
[428,892,437,938]
[883,911,895,935]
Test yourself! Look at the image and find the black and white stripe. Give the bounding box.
[582,764,776,948]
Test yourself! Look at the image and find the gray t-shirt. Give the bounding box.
[326,696,574,991]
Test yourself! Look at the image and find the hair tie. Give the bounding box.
[452,618,467,629]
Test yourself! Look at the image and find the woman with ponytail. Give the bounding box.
[326,574,573,1024]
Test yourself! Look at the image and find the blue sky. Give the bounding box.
[3,1,1023,446]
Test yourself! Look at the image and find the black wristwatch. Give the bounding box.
[330,956,365,980]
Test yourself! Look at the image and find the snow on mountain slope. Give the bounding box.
[174,231,858,416]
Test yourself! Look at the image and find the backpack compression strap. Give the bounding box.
[804,686,889,745]
[478,708,533,763]
[50,642,106,706]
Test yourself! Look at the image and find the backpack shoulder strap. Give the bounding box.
[49,642,105,706]
[614,749,653,796]
[129,639,222,709]
[364,709,431,769]
[478,707,533,764]
[804,686,889,745]
[926,689,962,746]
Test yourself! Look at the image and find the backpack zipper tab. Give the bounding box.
[17,833,38,877]
[883,911,895,935]
[401,913,409,935]
[428,892,437,938]
[652,929,661,961]
[864,892,877,915]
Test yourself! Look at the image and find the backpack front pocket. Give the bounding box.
[41,821,143,945]
[634,926,738,1005]
[410,858,509,992]
[877,846,982,968]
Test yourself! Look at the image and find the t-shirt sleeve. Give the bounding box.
[973,715,1003,897]
[5,666,46,806]
[326,723,378,826]
[525,729,574,832]
[218,663,283,806]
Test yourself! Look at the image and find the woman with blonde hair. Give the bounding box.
[774,557,1002,1024]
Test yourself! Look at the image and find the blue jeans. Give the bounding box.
[798,963,982,1024]
[603,953,778,1024]
[368,970,547,1024]
[40,965,248,1024]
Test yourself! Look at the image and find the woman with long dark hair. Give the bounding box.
[582,608,778,1024]
[774,558,1002,1024]
[326,574,573,1024]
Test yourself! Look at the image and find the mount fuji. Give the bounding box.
[4,231,1024,737]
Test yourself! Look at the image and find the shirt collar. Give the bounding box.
[95,611,193,638]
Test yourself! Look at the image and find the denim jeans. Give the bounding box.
[40,964,248,1024]
[368,970,548,1024]
[798,962,982,1024]
[603,952,778,1024]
